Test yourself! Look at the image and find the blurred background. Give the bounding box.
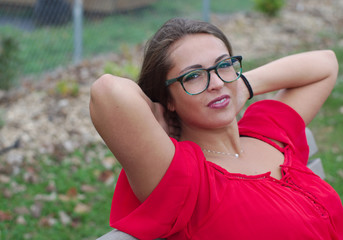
[0,0,342,239]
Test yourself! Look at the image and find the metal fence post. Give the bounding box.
[203,0,210,22]
[73,0,83,64]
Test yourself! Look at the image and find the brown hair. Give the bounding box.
[138,18,233,138]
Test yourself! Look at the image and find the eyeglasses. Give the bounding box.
[165,56,243,95]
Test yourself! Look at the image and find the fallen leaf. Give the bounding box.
[71,218,80,228]
[0,210,12,221]
[98,170,114,185]
[23,233,33,239]
[337,169,343,179]
[59,211,71,225]
[30,202,43,218]
[23,166,39,183]
[74,203,91,214]
[80,184,96,193]
[102,157,116,169]
[2,188,12,198]
[39,216,57,227]
[14,206,30,215]
[67,187,78,198]
[34,192,57,201]
[0,174,10,183]
[16,215,26,225]
[45,180,56,192]
[58,194,71,202]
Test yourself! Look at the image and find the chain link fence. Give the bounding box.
[0,0,188,83]
[0,0,214,86]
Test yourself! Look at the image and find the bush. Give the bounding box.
[103,61,140,81]
[0,109,5,129]
[253,0,285,17]
[54,79,80,97]
[0,36,20,89]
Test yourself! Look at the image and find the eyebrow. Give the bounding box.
[179,54,231,75]
[215,54,230,63]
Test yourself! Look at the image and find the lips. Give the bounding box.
[207,95,230,109]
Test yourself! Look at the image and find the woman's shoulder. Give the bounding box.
[238,100,309,161]
[240,99,305,129]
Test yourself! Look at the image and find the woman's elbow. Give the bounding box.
[91,74,116,101]
[324,50,339,82]
[90,74,128,106]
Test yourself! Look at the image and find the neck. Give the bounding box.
[179,118,242,155]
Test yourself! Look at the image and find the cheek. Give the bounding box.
[168,83,187,111]
[173,95,207,126]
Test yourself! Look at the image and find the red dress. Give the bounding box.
[109,100,343,240]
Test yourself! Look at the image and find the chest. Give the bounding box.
[188,182,333,239]
[208,138,285,179]
[185,169,337,240]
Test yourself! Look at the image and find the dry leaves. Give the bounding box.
[337,169,343,179]
[98,170,115,185]
[0,210,12,221]
[74,203,91,214]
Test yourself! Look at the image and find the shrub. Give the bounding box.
[103,61,140,81]
[0,36,20,89]
[0,109,5,129]
[253,0,285,17]
[55,79,80,97]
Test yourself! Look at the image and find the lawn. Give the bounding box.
[0,0,342,239]
[0,0,254,76]
[308,46,343,197]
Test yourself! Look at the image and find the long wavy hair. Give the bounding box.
[138,18,233,138]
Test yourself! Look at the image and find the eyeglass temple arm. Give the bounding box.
[165,78,177,86]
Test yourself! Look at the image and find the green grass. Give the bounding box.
[308,47,343,198]
[0,0,254,76]
[0,145,120,239]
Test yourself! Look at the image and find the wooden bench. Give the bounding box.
[96,127,325,240]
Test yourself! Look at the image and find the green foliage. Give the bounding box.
[308,74,343,200]
[0,146,120,239]
[103,61,140,81]
[54,79,80,97]
[0,0,254,77]
[0,108,5,129]
[253,0,285,17]
[0,36,21,89]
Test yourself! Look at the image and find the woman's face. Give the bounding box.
[166,33,239,131]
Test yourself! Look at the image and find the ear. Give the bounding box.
[167,98,176,112]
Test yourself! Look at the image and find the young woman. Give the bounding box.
[90,18,343,239]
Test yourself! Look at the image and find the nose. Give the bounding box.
[207,70,224,91]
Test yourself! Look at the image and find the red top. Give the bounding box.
[109,100,343,240]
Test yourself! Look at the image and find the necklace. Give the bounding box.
[202,148,244,158]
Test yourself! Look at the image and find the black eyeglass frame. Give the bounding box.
[165,55,243,95]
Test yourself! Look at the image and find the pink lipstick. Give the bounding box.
[207,95,230,109]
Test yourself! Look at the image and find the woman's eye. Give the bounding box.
[218,61,232,69]
[184,71,201,82]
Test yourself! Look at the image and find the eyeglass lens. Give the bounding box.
[182,57,241,95]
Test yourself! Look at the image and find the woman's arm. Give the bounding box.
[244,50,338,125]
[89,74,175,202]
